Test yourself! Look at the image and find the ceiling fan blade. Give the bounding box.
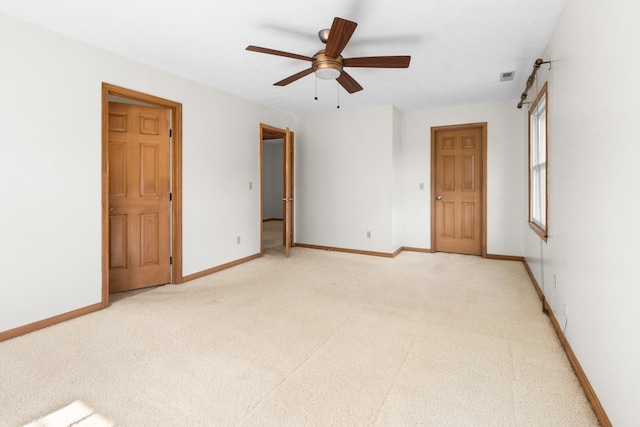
[274,68,315,86]
[336,71,363,94]
[324,17,358,59]
[343,56,411,68]
[246,45,314,62]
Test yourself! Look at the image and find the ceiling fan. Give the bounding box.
[246,17,411,94]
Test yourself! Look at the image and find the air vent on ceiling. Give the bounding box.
[500,71,515,82]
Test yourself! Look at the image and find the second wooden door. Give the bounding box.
[432,123,485,255]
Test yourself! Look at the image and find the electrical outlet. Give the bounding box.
[366,231,371,239]
[237,236,241,245]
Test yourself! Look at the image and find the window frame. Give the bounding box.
[528,82,549,241]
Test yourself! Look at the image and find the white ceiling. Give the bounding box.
[0,0,566,115]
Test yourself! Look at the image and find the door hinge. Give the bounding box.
[170,256,173,265]
[169,129,172,137]
[169,193,172,201]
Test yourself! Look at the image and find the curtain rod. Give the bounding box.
[517,58,550,109]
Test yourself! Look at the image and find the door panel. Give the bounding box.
[109,215,127,268]
[108,102,170,293]
[109,143,127,195]
[443,155,455,190]
[462,202,475,239]
[443,202,455,237]
[462,155,475,190]
[140,213,160,265]
[433,125,485,255]
[140,144,160,195]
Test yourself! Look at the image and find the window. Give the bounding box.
[529,82,548,241]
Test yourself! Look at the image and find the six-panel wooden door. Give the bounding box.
[108,102,171,292]
[432,124,485,255]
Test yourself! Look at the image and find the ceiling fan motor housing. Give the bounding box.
[312,50,343,79]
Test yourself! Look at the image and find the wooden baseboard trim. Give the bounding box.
[401,246,433,253]
[182,253,262,282]
[295,243,397,258]
[402,248,523,259]
[0,302,103,342]
[485,254,524,262]
[296,245,524,260]
[522,259,611,427]
[522,259,544,300]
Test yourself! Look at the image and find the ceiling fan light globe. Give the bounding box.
[315,67,341,80]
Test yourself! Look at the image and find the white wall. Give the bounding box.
[262,141,283,219]
[523,0,640,424]
[400,101,526,255]
[295,106,397,253]
[294,101,524,256]
[0,14,294,333]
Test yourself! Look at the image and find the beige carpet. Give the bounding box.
[0,248,598,426]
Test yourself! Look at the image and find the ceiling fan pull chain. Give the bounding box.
[337,82,340,109]
[314,75,318,100]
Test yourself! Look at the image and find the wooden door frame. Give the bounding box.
[430,122,487,257]
[259,123,293,254]
[101,83,183,308]
[283,128,294,257]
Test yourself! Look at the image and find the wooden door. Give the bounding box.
[284,128,294,257]
[432,124,486,255]
[108,102,171,292]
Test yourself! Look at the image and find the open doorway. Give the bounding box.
[261,137,284,253]
[260,124,294,257]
